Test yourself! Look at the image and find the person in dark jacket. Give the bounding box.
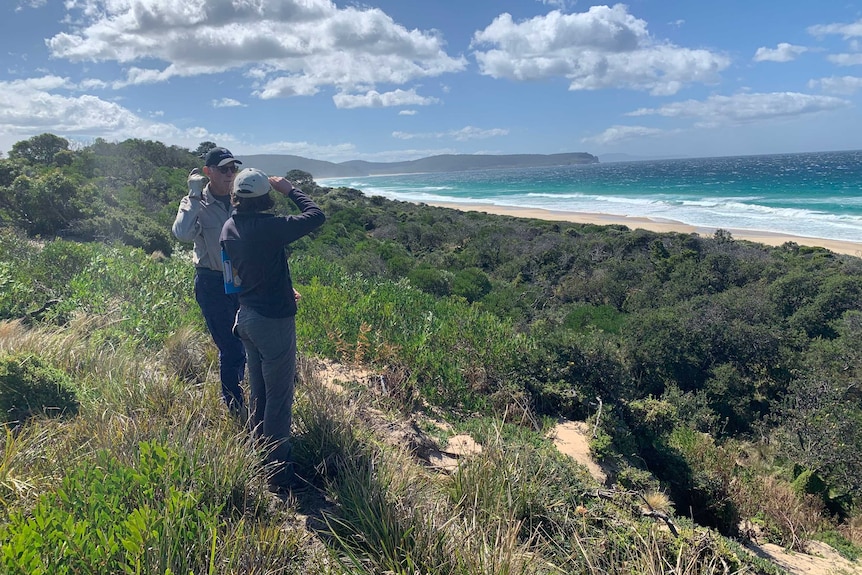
[220,168,325,491]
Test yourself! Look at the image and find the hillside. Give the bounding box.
[242,151,599,178]
[2,134,862,573]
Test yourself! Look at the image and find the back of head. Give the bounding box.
[232,168,274,211]
[233,168,271,197]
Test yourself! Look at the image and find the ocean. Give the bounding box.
[318,150,862,244]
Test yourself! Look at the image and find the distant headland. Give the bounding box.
[241,152,599,179]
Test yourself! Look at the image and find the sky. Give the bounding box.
[2,0,862,163]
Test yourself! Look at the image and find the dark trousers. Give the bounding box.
[194,270,246,410]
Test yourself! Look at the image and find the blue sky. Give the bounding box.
[2,0,861,162]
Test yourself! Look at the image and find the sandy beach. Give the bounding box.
[426,201,862,258]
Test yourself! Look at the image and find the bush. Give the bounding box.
[407,265,452,297]
[70,207,174,256]
[792,469,827,499]
[452,267,491,302]
[0,352,78,424]
[564,304,626,334]
[666,427,739,534]
[0,442,223,573]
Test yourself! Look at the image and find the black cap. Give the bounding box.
[203,147,242,167]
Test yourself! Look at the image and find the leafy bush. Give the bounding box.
[816,529,861,561]
[666,427,739,534]
[0,352,78,424]
[792,469,828,499]
[408,264,452,297]
[0,442,221,574]
[70,207,174,256]
[451,267,491,302]
[564,303,626,334]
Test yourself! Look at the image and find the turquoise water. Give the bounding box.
[319,150,862,244]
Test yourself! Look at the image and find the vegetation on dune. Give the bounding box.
[1,133,861,573]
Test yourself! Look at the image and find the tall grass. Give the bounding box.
[0,320,325,574]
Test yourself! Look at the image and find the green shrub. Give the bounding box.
[70,207,174,256]
[816,529,861,561]
[0,353,78,424]
[615,464,661,492]
[564,304,626,334]
[792,469,827,498]
[0,442,220,574]
[589,427,615,462]
[451,267,491,302]
[407,265,452,297]
[667,427,739,534]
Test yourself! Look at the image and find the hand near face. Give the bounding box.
[187,168,207,199]
[268,176,298,196]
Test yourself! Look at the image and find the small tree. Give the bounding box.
[286,169,314,188]
[8,133,70,165]
[193,141,217,159]
[775,311,862,501]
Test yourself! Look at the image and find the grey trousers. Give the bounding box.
[233,307,296,469]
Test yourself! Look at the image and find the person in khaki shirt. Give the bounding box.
[172,147,247,415]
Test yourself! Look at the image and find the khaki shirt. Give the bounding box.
[172,185,232,272]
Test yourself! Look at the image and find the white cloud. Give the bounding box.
[537,0,568,8]
[15,0,46,10]
[78,78,109,90]
[827,53,862,66]
[808,19,862,39]
[115,66,178,87]
[240,140,456,163]
[398,110,418,116]
[0,75,216,152]
[627,92,850,126]
[46,0,467,98]
[753,43,808,63]
[809,75,862,95]
[450,126,509,141]
[212,98,245,108]
[242,140,359,160]
[332,88,439,109]
[392,126,509,141]
[582,125,667,145]
[470,5,729,95]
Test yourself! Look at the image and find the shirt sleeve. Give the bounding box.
[172,194,203,242]
[277,188,325,243]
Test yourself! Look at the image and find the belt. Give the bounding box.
[195,267,222,277]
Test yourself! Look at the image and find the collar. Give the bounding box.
[202,184,231,206]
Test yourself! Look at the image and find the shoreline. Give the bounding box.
[425,201,862,258]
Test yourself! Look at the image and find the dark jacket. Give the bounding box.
[220,189,325,318]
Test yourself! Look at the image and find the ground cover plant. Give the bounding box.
[1,134,861,572]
